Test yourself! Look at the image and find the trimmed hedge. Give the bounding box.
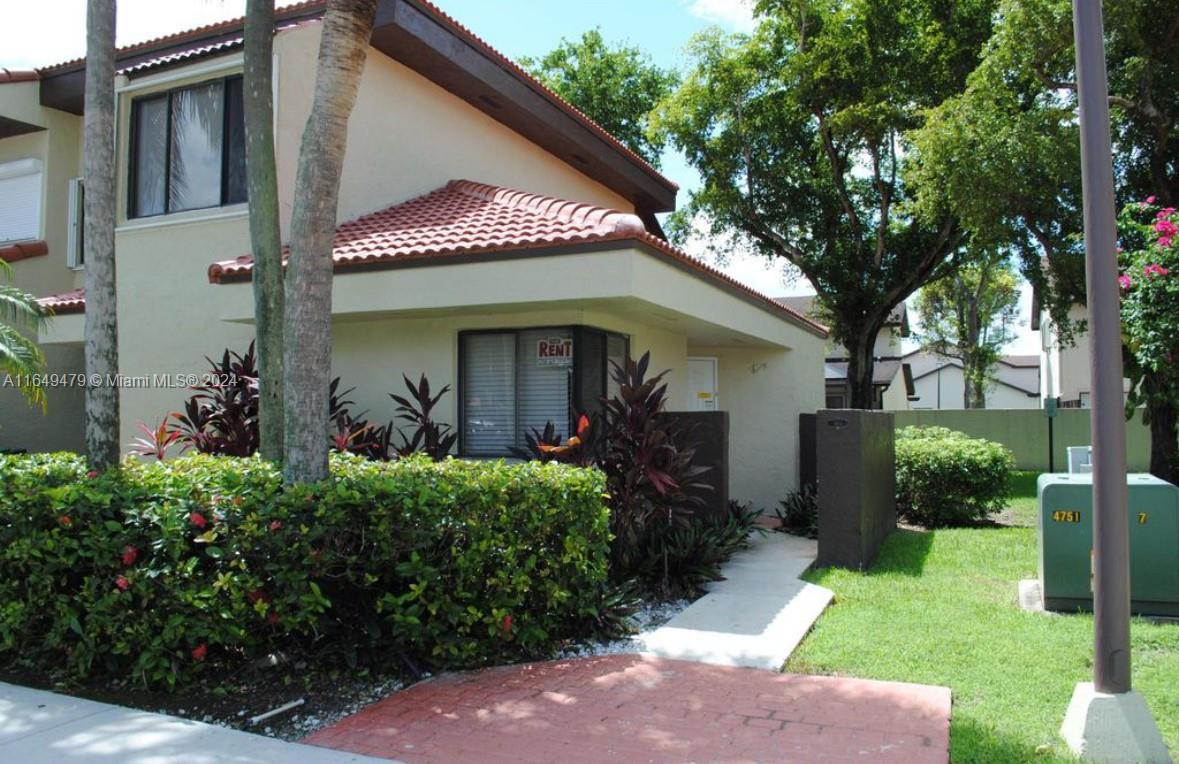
[0,452,609,687]
[895,426,1015,527]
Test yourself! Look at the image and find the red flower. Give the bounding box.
[57,515,72,528]
[191,643,208,661]
[115,576,130,591]
[189,512,208,529]
[86,470,99,479]
[121,545,138,566]
[502,614,513,635]
[269,520,283,532]
[268,612,280,625]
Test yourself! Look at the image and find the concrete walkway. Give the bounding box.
[305,654,951,763]
[0,683,391,763]
[641,531,834,670]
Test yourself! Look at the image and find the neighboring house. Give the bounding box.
[901,350,1040,410]
[0,0,828,509]
[1034,303,1129,408]
[773,295,914,410]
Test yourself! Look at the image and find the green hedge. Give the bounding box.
[0,452,609,687]
[895,426,1015,527]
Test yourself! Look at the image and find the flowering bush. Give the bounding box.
[0,452,609,688]
[1117,199,1179,479]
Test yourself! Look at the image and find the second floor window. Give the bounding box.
[129,76,246,218]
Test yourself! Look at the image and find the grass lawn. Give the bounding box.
[786,472,1179,763]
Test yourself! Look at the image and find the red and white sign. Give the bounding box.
[537,337,573,367]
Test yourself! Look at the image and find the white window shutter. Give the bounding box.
[462,333,517,456]
[0,158,43,244]
[67,178,84,268]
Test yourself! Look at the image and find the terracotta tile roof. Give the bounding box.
[0,240,48,264]
[34,0,674,196]
[0,69,39,83]
[37,288,85,316]
[208,180,827,337]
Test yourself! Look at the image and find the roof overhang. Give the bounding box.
[34,0,677,215]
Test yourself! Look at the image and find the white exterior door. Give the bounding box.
[687,357,719,411]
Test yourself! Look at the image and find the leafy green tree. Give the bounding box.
[912,0,1178,477]
[1118,200,1179,482]
[915,250,1021,409]
[522,29,678,167]
[653,0,997,408]
[0,259,49,408]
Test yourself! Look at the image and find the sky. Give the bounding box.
[0,0,1039,354]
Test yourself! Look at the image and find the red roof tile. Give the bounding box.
[208,180,827,337]
[37,288,85,316]
[0,240,48,263]
[0,69,39,83]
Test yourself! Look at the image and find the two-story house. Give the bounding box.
[773,295,914,409]
[0,0,828,509]
[901,349,1041,410]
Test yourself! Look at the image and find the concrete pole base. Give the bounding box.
[1061,682,1172,763]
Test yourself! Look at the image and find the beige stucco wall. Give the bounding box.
[271,23,633,233]
[0,83,84,452]
[688,341,824,510]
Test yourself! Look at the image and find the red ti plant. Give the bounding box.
[600,352,710,578]
[129,417,184,460]
[513,412,600,467]
[390,374,457,460]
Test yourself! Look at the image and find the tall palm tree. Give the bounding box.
[282,0,377,483]
[83,0,120,471]
[0,259,49,408]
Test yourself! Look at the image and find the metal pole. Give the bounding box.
[1072,0,1131,694]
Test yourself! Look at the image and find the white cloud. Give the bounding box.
[685,0,757,33]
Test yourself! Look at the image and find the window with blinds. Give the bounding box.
[460,327,625,456]
[0,158,43,244]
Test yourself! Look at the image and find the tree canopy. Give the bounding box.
[522,29,678,168]
[915,250,1021,408]
[654,0,997,407]
[910,0,1178,339]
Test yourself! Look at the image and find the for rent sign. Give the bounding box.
[537,337,573,366]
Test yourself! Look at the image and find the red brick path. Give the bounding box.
[304,655,950,763]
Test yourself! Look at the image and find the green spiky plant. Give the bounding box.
[0,259,50,409]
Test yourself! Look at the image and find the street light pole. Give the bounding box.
[1071,0,1131,695]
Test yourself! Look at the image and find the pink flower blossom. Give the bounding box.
[189,511,208,529]
[1144,264,1170,278]
[1146,196,1157,205]
[1118,274,1133,290]
[121,545,138,566]
[115,576,130,591]
[191,643,208,661]
[1160,236,1174,249]
[1155,219,1179,238]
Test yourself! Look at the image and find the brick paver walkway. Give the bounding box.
[305,655,951,763]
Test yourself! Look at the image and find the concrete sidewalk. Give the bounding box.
[641,531,834,670]
[0,683,393,763]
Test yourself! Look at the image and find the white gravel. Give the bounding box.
[557,598,692,659]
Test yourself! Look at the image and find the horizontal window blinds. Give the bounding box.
[517,329,573,441]
[462,333,516,456]
[0,158,42,243]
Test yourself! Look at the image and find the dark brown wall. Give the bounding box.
[816,409,896,569]
[666,411,730,518]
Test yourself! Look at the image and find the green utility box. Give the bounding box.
[1038,473,1179,616]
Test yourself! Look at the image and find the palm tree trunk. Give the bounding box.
[282,0,377,483]
[83,0,119,471]
[245,0,284,463]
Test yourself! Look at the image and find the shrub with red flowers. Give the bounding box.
[0,451,609,689]
[1118,199,1179,479]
